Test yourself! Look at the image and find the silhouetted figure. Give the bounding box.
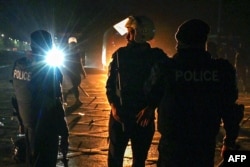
[64,37,86,105]
[106,15,168,167]
[145,19,243,167]
[12,30,69,167]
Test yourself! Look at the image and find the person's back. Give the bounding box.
[159,50,222,134]
[157,50,235,166]
[114,42,166,115]
[145,19,242,167]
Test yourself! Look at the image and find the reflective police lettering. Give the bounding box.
[176,70,219,81]
[13,69,31,81]
[228,155,246,162]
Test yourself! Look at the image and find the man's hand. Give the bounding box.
[110,103,122,123]
[136,106,155,127]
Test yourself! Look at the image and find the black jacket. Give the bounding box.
[145,49,241,146]
[64,48,83,77]
[106,42,168,119]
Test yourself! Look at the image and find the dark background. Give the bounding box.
[0,0,250,66]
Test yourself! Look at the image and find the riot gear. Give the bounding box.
[106,37,168,166]
[144,19,242,166]
[125,15,155,43]
[175,19,210,45]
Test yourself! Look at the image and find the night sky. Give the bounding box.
[0,0,250,57]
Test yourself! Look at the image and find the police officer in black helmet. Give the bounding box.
[144,19,244,167]
[12,30,69,167]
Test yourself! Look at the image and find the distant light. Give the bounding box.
[78,112,85,116]
[113,17,129,36]
[45,47,65,67]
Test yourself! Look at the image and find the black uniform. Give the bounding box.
[12,56,69,167]
[64,45,85,104]
[145,49,242,167]
[106,41,168,167]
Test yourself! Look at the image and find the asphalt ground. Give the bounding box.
[1,52,250,167]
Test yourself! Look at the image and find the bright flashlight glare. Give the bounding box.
[46,47,65,67]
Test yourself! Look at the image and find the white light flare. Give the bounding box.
[45,47,65,67]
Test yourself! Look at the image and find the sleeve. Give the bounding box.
[105,51,121,107]
[144,56,169,108]
[218,59,244,147]
[53,67,63,98]
[54,67,69,137]
[55,84,69,138]
[56,101,69,138]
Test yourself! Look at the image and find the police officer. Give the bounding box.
[144,19,243,167]
[106,15,168,167]
[12,30,69,167]
[63,36,86,105]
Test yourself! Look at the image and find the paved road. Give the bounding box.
[1,66,250,167]
[59,72,160,167]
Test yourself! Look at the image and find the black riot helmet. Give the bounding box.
[30,30,52,55]
[175,19,210,49]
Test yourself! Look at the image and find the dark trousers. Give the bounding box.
[157,135,216,167]
[25,127,59,167]
[65,73,81,100]
[108,113,155,167]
